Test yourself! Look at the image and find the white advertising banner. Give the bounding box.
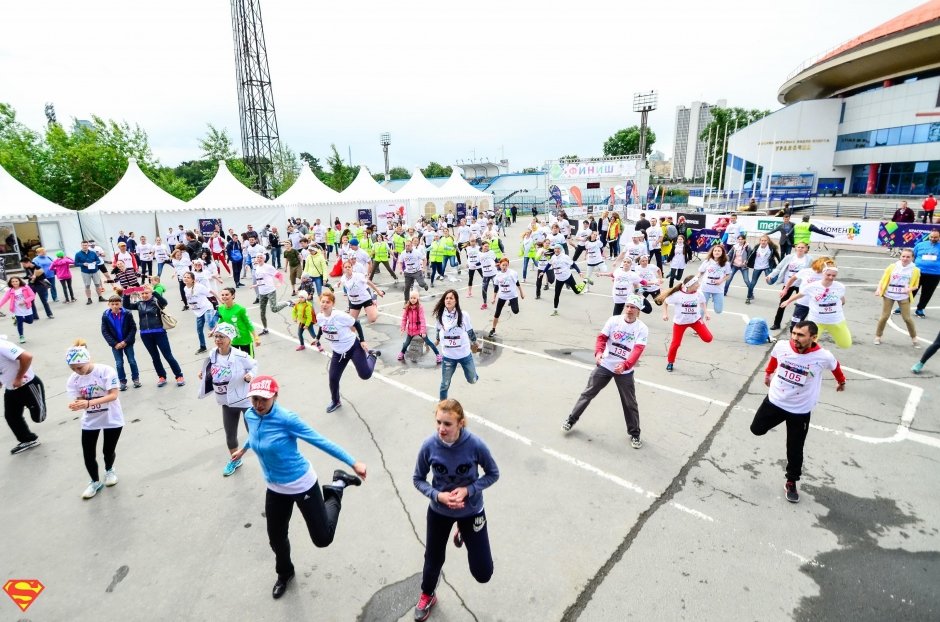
[548,160,639,181]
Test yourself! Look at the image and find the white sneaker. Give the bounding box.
[82,481,104,499]
[104,469,119,487]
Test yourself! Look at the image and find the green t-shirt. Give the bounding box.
[216,303,255,346]
[284,249,300,268]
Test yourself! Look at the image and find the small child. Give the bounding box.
[292,291,318,351]
[298,274,317,300]
[107,260,143,292]
[150,275,166,296]
[51,251,76,303]
[399,292,441,363]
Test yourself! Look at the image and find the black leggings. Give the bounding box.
[421,507,493,595]
[82,427,122,482]
[919,329,940,365]
[328,341,376,404]
[553,276,580,309]
[536,269,554,295]
[494,297,519,318]
[467,268,482,286]
[60,278,75,302]
[750,397,810,482]
[668,267,685,288]
[266,484,344,580]
[772,286,798,326]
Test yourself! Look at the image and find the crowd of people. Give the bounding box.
[2,204,938,620]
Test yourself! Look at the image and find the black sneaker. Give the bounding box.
[86,299,93,305]
[562,417,575,432]
[770,324,781,331]
[10,439,40,455]
[272,572,294,599]
[332,469,362,487]
[195,347,208,354]
[368,350,381,359]
[326,402,342,413]
[488,328,496,338]
[453,528,463,548]
[785,480,800,503]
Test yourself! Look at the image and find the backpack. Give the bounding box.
[744,318,771,345]
[666,225,678,241]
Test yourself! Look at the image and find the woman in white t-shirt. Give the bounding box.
[153,237,171,278]
[666,234,693,287]
[583,232,607,291]
[196,322,257,477]
[744,234,779,304]
[656,275,713,372]
[488,258,524,338]
[433,289,480,399]
[634,254,663,312]
[874,249,920,346]
[339,261,384,324]
[0,277,36,344]
[183,272,214,354]
[597,256,641,316]
[697,245,731,315]
[766,242,813,330]
[66,341,125,500]
[478,242,499,311]
[549,244,584,315]
[170,248,193,309]
[781,261,851,348]
[314,290,379,413]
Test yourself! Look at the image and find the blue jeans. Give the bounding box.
[311,276,323,296]
[140,331,183,379]
[522,256,532,279]
[724,266,749,295]
[440,353,478,399]
[270,245,282,269]
[47,274,58,301]
[747,268,770,299]
[111,345,139,383]
[704,291,725,314]
[196,313,207,349]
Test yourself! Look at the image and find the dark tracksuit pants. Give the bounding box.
[266,483,344,580]
[567,366,640,437]
[422,507,493,595]
[750,396,811,482]
[4,376,46,442]
[328,342,376,404]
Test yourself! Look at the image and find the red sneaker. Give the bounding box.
[414,592,437,621]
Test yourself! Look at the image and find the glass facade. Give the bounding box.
[850,161,940,195]
[837,122,940,150]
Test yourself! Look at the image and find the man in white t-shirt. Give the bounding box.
[1,339,46,454]
[563,294,648,448]
[750,320,846,503]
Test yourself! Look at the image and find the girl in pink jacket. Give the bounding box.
[0,276,37,343]
[399,291,441,363]
[50,252,76,302]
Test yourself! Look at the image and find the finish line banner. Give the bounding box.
[877,222,936,248]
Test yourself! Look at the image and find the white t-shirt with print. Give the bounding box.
[436,310,473,360]
[611,269,641,303]
[493,270,519,301]
[599,316,649,374]
[768,340,838,414]
[666,290,706,325]
[802,281,846,324]
[316,311,357,354]
[550,254,575,282]
[0,339,34,387]
[186,283,213,318]
[66,364,125,430]
[698,259,730,294]
[585,241,605,266]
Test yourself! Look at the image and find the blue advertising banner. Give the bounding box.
[549,185,563,206]
[688,229,722,252]
[456,203,467,220]
[357,209,374,226]
[646,184,656,203]
[625,180,635,206]
[199,218,222,238]
[878,222,935,248]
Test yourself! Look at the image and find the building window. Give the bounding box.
[836,122,940,150]
[849,161,940,194]
[839,102,846,124]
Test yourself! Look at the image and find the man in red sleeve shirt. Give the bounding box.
[922,194,936,224]
[751,320,846,503]
[563,295,648,449]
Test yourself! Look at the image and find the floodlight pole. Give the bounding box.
[380,132,391,182]
[632,91,658,169]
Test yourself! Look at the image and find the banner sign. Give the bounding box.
[548,159,639,181]
[878,222,936,248]
[549,185,563,206]
[456,203,467,220]
[677,213,706,230]
[357,209,374,226]
[199,218,221,238]
[688,229,723,252]
[770,173,815,188]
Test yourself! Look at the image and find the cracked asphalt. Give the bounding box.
[1,232,937,621]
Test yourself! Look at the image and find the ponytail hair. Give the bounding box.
[810,256,834,272]
[655,274,697,305]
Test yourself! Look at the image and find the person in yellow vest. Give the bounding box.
[484,234,503,260]
[429,233,446,288]
[441,229,458,281]
[359,227,374,257]
[325,226,337,260]
[369,232,398,283]
[392,226,407,271]
[792,215,835,246]
[520,229,538,282]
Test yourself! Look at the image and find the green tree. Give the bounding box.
[698,107,770,188]
[603,126,656,157]
[325,144,354,191]
[299,151,329,182]
[422,162,452,178]
[389,166,410,180]
[271,144,300,196]
[558,154,579,163]
[196,124,255,191]
[0,103,47,195]
[147,166,196,201]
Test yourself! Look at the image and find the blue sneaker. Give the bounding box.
[912,362,924,374]
[222,458,242,477]
[666,363,674,372]
[326,402,342,413]
[915,309,926,318]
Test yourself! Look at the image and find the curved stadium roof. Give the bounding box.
[778,0,940,104]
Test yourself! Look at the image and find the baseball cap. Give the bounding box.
[349,238,359,246]
[247,375,279,399]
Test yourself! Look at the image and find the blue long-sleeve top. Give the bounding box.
[914,239,940,275]
[243,403,355,485]
[413,430,499,518]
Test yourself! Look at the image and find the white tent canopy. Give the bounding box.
[394,167,453,220]
[174,160,285,238]
[432,169,494,215]
[336,166,405,226]
[273,164,341,223]
[80,158,182,247]
[0,164,83,256]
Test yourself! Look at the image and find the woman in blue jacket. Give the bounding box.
[231,375,367,600]
[412,398,499,621]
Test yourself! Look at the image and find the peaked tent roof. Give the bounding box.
[338,166,396,203]
[0,164,77,219]
[187,160,272,210]
[394,168,445,199]
[83,158,188,214]
[438,169,491,198]
[273,164,341,206]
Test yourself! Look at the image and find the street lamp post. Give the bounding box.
[632,91,658,168]
[380,132,391,181]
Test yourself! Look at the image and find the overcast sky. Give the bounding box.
[1,0,924,174]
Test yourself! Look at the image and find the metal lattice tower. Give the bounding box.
[230,0,281,197]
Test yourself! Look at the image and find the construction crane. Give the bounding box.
[230,0,281,197]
